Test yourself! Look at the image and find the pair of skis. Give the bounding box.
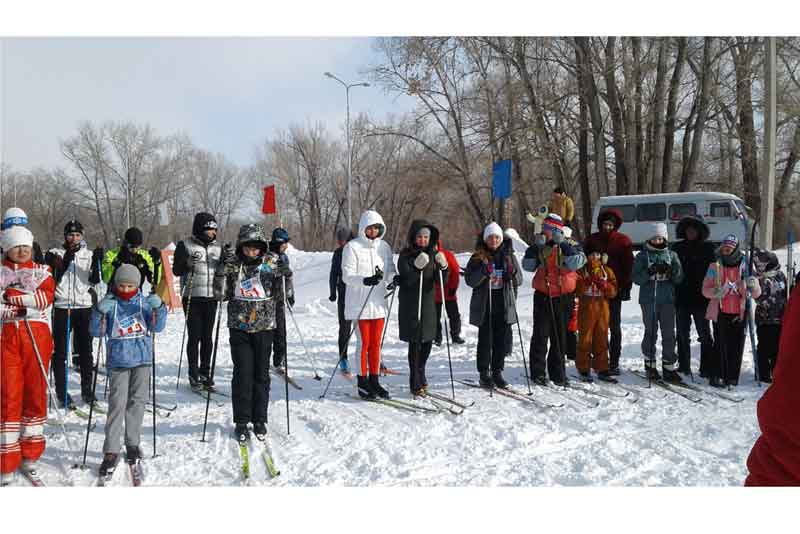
[236,435,281,483]
[96,457,144,487]
[456,378,564,409]
[630,371,743,403]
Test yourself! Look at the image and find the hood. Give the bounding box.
[235,223,268,257]
[357,210,386,241]
[754,248,780,273]
[405,219,439,252]
[675,215,710,241]
[597,209,623,231]
[192,212,218,240]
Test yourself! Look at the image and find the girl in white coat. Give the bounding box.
[341,210,397,399]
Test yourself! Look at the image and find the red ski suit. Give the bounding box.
[0,259,55,474]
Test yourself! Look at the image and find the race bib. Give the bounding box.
[235,274,267,301]
[490,269,504,290]
[112,310,147,339]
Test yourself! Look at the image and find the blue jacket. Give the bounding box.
[632,246,685,306]
[89,291,167,369]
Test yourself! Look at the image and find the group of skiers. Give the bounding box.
[0,199,795,485]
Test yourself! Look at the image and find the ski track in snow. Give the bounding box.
[20,245,786,487]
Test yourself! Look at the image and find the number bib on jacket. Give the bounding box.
[490,269,504,290]
[235,273,267,301]
[112,307,147,339]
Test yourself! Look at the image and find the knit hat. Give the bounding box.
[192,212,218,238]
[1,207,28,230]
[64,219,83,236]
[271,227,290,244]
[483,222,503,242]
[649,222,668,241]
[416,227,431,239]
[124,227,144,247]
[114,263,141,287]
[722,234,739,249]
[542,213,565,233]
[1,226,34,252]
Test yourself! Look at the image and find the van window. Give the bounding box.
[637,203,666,221]
[669,203,697,221]
[602,205,636,222]
[709,202,732,218]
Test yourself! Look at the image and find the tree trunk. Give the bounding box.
[622,38,639,194]
[603,37,628,195]
[779,121,800,199]
[731,37,761,214]
[663,37,688,193]
[632,37,647,192]
[574,37,597,237]
[650,38,668,193]
[680,37,715,192]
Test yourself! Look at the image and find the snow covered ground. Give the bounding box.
[13,240,797,488]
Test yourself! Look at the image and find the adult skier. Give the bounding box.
[329,227,354,375]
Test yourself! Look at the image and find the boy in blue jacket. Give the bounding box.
[90,264,167,478]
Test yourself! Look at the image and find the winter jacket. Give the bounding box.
[329,246,345,299]
[0,259,55,325]
[172,236,221,300]
[576,261,617,300]
[521,241,585,297]
[632,245,685,305]
[44,243,99,309]
[755,269,788,325]
[465,238,523,327]
[102,246,155,287]
[549,194,575,223]
[89,290,167,369]
[341,210,397,321]
[701,251,762,322]
[583,209,634,295]
[215,251,283,333]
[671,216,716,308]
[434,241,460,304]
[746,283,800,485]
[397,220,446,343]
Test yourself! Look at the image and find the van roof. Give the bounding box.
[596,192,742,203]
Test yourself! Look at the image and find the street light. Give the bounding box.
[324,71,370,231]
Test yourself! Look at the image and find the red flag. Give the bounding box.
[262,185,276,215]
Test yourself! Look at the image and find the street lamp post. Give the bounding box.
[324,71,369,231]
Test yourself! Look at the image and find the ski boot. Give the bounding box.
[99,453,120,478]
[199,373,215,392]
[662,369,684,385]
[234,424,251,443]
[645,367,661,381]
[188,374,203,392]
[479,371,494,388]
[368,374,390,399]
[338,358,352,377]
[596,371,618,384]
[578,371,593,383]
[357,376,376,400]
[552,377,570,388]
[252,422,267,440]
[451,334,466,345]
[491,370,508,389]
[606,367,621,377]
[709,376,724,388]
[59,395,77,411]
[533,375,548,387]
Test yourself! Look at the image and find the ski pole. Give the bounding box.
[64,268,74,409]
[81,322,104,468]
[486,265,493,398]
[281,275,291,436]
[378,285,396,354]
[150,312,158,457]
[438,268,457,399]
[541,251,566,390]
[201,290,225,443]
[320,283,377,400]
[283,275,322,380]
[23,318,80,468]
[175,270,195,395]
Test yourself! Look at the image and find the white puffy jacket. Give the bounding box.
[48,244,95,309]
[341,210,397,321]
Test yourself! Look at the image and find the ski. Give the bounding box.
[127,460,143,487]
[190,387,225,407]
[422,389,475,409]
[356,394,437,414]
[416,393,463,415]
[568,374,637,403]
[254,435,281,478]
[88,401,107,414]
[380,366,404,376]
[631,371,702,403]
[238,442,251,481]
[673,380,745,403]
[456,378,555,409]
[19,466,46,487]
[378,396,441,414]
[65,405,92,420]
[271,367,303,390]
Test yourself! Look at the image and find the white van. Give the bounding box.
[590,192,753,247]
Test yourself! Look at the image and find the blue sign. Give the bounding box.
[492,159,512,200]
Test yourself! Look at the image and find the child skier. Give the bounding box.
[214,223,284,442]
[0,226,55,484]
[465,222,523,388]
[701,234,761,388]
[753,248,785,383]
[632,223,684,383]
[341,210,397,400]
[268,227,294,371]
[90,264,166,478]
[574,243,618,382]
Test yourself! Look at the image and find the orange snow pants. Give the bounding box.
[1,321,53,474]
[576,296,610,374]
[357,318,385,376]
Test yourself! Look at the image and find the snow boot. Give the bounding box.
[492,370,508,389]
[357,375,376,400]
[552,377,570,388]
[607,367,621,376]
[533,375,548,387]
[188,374,203,391]
[99,453,120,477]
[368,374,390,399]
[338,358,351,375]
[662,369,684,385]
[234,424,251,442]
[252,422,267,439]
[479,371,494,388]
[596,371,618,384]
[433,335,442,347]
[578,371,593,383]
[59,394,77,411]
[645,367,661,381]
[125,445,141,464]
[709,376,724,388]
[20,460,39,478]
[451,334,465,345]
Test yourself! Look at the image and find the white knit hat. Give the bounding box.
[483,222,503,242]
[649,222,668,241]
[2,226,34,253]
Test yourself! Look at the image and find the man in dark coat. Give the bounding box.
[671,215,716,376]
[396,220,448,394]
[583,209,634,375]
[329,226,354,375]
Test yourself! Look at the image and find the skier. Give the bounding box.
[522,213,585,387]
[632,223,684,383]
[341,210,397,399]
[548,187,575,229]
[329,226,354,375]
[753,248,788,383]
[0,207,45,263]
[583,208,634,375]
[465,222,523,388]
[268,228,294,371]
[213,223,284,442]
[671,215,716,377]
[100,227,159,288]
[574,242,618,382]
[171,212,221,391]
[396,220,448,395]
[91,264,166,478]
[0,226,55,484]
[433,238,464,346]
[746,283,800,485]
[701,234,761,388]
[44,219,102,408]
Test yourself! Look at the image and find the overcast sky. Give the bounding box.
[0,37,415,171]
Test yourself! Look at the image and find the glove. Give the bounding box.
[88,287,98,306]
[483,261,494,276]
[617,287,631,301]
[434,252,448,270]
[414,252,430,270]
[221,244,237,267]
[386,274,401,291]
[534,234,546,247]
[97,295,116,314]
[62,247,77,269]
[92,246,104,265]
[746,276,758,290]
[329,293,336,302]
[363,274,381,286]
[16,306,27,318]
[551,230,564,244]
[601,253,609,265]
[559,241,577,256]
[149,247,162,266]
[187,250,202,269]
[276,257,292,277]
[146,294,162,309]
